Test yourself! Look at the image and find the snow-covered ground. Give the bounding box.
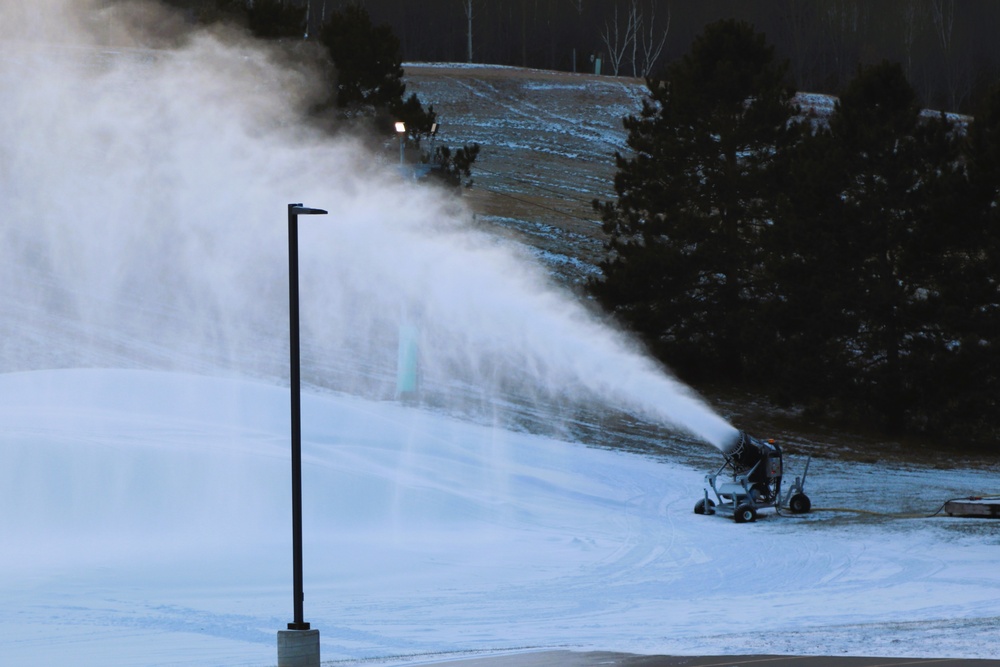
[2,369,999,667]
[2,4,999,665]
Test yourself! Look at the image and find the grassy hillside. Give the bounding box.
[404,63,646,287]
[403,65,849,289]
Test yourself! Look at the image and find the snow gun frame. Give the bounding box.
[694,431,812,523]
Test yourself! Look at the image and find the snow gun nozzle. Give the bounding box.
[717,429,783,483]
[720,430,748,456]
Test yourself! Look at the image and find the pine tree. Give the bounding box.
[776,61,967,434]
[317,6,436,135]
[591,19,799,383]
[318,4,434,137]
[946,84,1000,441]
[766,127,857,409]
[317,4,477,184]
[320,5,409,118]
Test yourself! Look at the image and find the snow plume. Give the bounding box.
[0,0,737,448]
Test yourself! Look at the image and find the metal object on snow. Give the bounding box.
[695,430,812,523]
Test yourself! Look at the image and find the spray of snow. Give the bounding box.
[0,0,736,448]
[3,6,999,666]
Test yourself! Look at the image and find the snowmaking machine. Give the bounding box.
[694,431,811,523]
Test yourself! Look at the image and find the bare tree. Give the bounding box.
[931,0,962,109]
[600,1,669,78]
[820,0,864,88]
[899,0,928,81]
[930,0,955,53]
[633,0,670,78]
[601,3,636,76]
[458,0,473,63]
[777,0,819,91]
[629,1,639,77]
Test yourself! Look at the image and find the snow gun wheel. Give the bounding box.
[734,503,757,523]
[694,498,716,515]
[789,493,812,514]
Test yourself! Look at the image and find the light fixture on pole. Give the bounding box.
[278,203,327,667]
[394,121,406,165]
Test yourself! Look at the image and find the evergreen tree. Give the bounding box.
[775,61,967,434]
[766,125,858,409]
[320,4,404,112]
[430,143,481,189]
[317,4,479,187]
[318,5,427,130]
[948,84,1000,441]
[591,19,799,383]
[317,5,445,147]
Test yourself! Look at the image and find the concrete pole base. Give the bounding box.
[277,628,320,667]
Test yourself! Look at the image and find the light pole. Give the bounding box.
[278,203,327,667]
[395,121,406,165]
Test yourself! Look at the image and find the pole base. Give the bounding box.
[277,628,320,667]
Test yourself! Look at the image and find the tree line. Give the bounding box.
[315,0,995,114]
[593,19,1000,446]
[151,1,1000,114]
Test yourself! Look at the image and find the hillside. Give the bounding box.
[402,65,846,289]
[404,63,646,287]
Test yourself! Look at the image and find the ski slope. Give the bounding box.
[2,4,999,664]
[2,369,998,666]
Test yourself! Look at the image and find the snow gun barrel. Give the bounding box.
[720,429,748,456]
[720,430,782,478]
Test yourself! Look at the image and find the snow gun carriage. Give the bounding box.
[694,431,812,523]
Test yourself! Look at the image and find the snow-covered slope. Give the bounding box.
[2,6,998,665]
[2,369,999,666]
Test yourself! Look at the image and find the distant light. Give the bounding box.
[430,122,438,136]
[395,122,406,134]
